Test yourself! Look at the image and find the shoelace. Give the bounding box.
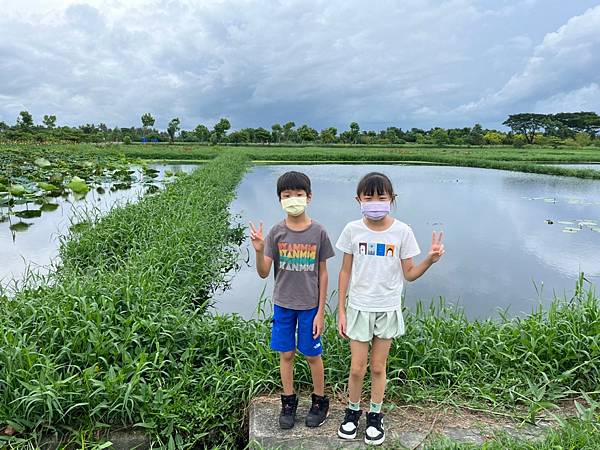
[309,400,322,414]
[366,414,382,430]
[282,402,295,415]
[344,409,361,423]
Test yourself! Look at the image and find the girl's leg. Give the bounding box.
[305,355,325,396]
[280,351,295,395]
[348,340,370,403]
[369,337,393,404]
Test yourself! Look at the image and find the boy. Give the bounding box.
[249,171,335,429]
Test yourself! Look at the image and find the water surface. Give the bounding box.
[214,164,600,319]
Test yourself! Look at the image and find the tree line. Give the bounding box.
[1,111,599,147]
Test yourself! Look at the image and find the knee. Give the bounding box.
[305,355,322,365]
[350,361,367,379]
[370,361,386,378]
[280,351,295,364]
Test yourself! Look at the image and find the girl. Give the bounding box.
[335,172,444,446]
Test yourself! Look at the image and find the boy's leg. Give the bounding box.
[297,306,324,395]
[305,355,324,396]
[280,351,295,395]
[298,307,329,427]
[369,337,392,404]
[270,305,298,394]
[348,340,369,403]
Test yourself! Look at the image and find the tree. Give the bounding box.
[553,112,600,138]
[43,114,56,129]
[194,124,210,142]
[468,123,485,145]
[254,127,271,143]
[431,128,449,145]
[484,131,503,145]
[349,122,360,144]
[213,118,231,142]
[141,113,155,139]
[502,113,548,144]
[17,111,33,130]
[320,127,337,143]
[271,123,282,143]
[167,117,180,143]
[297,124,318,143]
[282,121,296,142]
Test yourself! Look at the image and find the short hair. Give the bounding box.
[356,172,395,202]
[277,171,312,198]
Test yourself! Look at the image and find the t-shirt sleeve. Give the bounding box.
[264,227,276,259]
[319,229,335,261]
[335,223,353,254]
[400,227,421,259]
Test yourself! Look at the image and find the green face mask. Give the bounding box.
[281,196,307,216]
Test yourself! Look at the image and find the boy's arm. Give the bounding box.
[250,221,273,278]
[255,251,273,279]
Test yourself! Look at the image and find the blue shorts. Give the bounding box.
[271,305,322,356]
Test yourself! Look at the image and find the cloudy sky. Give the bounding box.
[1,0,599,131]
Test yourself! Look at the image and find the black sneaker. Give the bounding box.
[305,393,330,427]
[337,408,362,439]
[364,412,385,446]
[279,393,298,429]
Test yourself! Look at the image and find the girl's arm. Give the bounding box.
[401,257,432,281]
[401,231,445,281]
[337,252,353,338]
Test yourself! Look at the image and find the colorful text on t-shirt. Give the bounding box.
[358,242,396,257]
[278,242,317,271]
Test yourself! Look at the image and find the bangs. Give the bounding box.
[356,172,394,198]
[277,171,312,197]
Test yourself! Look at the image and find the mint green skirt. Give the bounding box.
[346,305,405,342]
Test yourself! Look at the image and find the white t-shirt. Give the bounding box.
[336,218,421,312]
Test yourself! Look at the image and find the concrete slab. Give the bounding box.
[248,395,554,449]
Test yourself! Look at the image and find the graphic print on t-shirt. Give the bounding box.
[278,242,317,271]
[360,242,396,257]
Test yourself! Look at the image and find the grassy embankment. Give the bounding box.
[2,143,600,180]
[1,150,599,448]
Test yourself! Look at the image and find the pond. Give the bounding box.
[0,163,199,290]
[214,164,600,319]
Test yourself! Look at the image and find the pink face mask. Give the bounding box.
[361,201,390,220]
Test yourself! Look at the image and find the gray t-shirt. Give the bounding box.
[264,220,335,310]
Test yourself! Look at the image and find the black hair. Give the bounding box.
[277,171,312,198]
[356,172,395,202]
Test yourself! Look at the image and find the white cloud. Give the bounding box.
[0,0,598,130]
[455,5,600,121]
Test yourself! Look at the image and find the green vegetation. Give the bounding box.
[2,110,599,147]
[1,151,599,447]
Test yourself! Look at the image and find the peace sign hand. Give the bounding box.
[249,221,265,253]
[428,231,445,263]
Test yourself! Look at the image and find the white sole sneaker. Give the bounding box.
[365,435,385,446]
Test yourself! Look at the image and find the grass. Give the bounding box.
[1,150,600,448]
